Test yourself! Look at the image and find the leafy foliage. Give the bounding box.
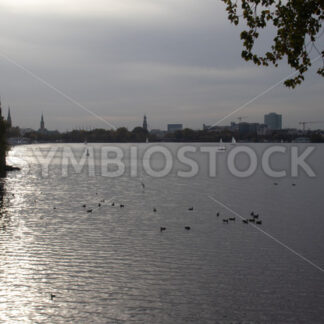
[222,0,324,87]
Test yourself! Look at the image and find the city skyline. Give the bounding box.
[3,106,324,132]
[0,1,323,131]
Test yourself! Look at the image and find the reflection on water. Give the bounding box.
[0,144,324,323]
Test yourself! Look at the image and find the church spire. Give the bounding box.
[143,114,148,131]
[7,107,12,128]
[40,113,45,130]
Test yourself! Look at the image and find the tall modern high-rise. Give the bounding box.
[7,107,12,128]
[40,113,45,131]
[143,115,148,131]
[264,113,282,130]
[0,97,2,120]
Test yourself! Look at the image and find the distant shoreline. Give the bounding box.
[9,140,323,145]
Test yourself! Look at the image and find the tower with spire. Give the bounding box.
[40,113,45,131]
[143,115,148,131]
[7,107,12,128]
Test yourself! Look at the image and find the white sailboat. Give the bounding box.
[218,138,226,151]
[231,137,236,145]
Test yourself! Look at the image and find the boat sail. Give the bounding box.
[218,138,226,151]
[231,137,236,145]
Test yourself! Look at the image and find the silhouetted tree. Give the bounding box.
[223,0,324,87]
[131,127,148,142]
[115,127,130,142]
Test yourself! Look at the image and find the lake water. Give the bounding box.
[1,143,323,323]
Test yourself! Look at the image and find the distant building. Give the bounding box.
[286,128,299,135]
[238,122,258,135]
[257,124,269,136]
[167,124,183,133]
[230,122,239,132]
[21,128,35,135]
[203,124,220,131]
[8,137,31,145]
[7,107,12,128]
[143,115,148,131]
[264,113,282,130]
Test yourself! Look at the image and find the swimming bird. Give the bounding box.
[82,204,86,208]
[248,218,255,223]
[223,219,229,223]
[87,209,93,213]
[188,207,194,211]
[216,212,220,217]
[242,219,248,224]
[160,227,166,232]
[153,208,157,212]
[256,220,262,225]
[53,207,56,210]
[253,214,259,219]
[98,203,101,207]
[50,293,56,300]
[229,217,235,221]
[250,211,255,216]
[111,202,115,207]
[185,226,191,230]
[120,204,125,208]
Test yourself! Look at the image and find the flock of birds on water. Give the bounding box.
[67,196,265,234]
[3,165,299,302]
[51,199,264,301]
[47,179,295,301]
[49,179,295,241]
[10,180,295,301]
[49,196,265,301]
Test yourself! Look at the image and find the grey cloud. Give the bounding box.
[0,1,322,131]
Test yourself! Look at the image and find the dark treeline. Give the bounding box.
[25,127,154,143]
[18,127,324,143]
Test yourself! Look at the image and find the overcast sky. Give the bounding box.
[0,0,323,131]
